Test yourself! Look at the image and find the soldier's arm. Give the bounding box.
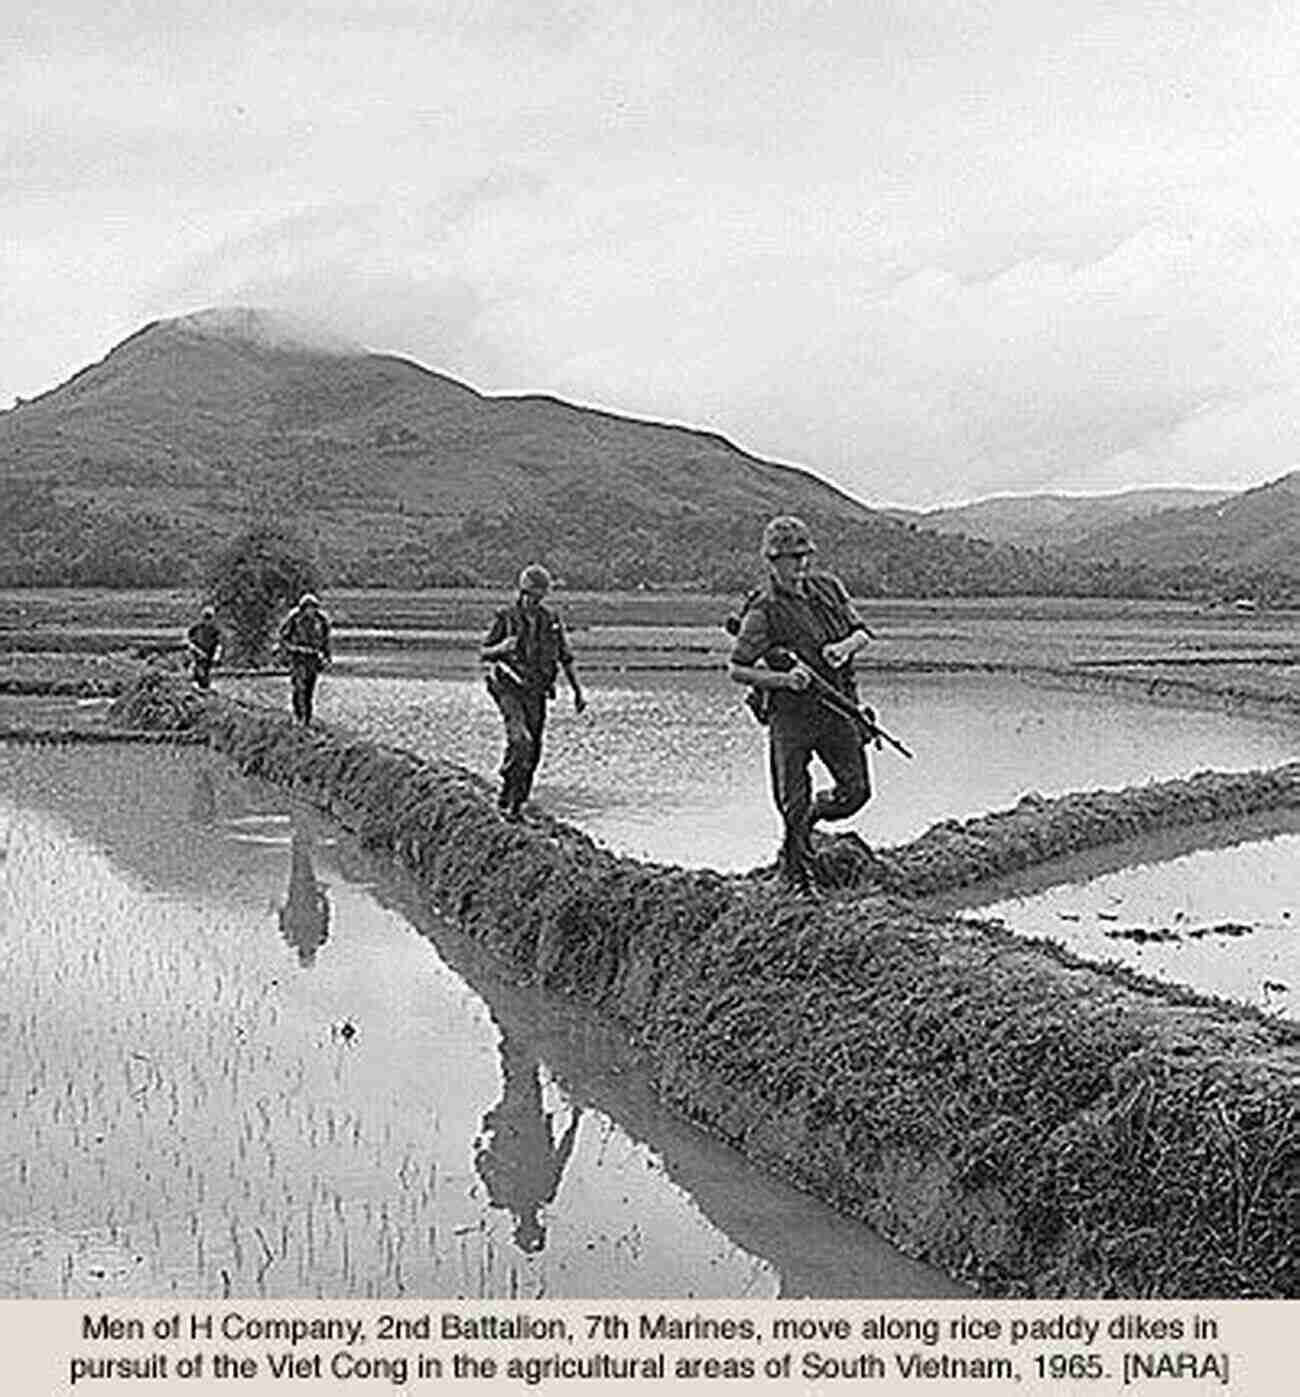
[731,661,812,692]
[822,577,873,667]
[480,612,514,660]
[556,620,586,710]
[823,628,872,668]
[728,606,810,691]
[562,663,585,710]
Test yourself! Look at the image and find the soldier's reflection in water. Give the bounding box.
[278,825,331,968]
[474,1033,582,1254]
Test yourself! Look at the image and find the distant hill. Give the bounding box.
[893,487,1234,550]
[1064,472,1300,579]
[2,308,1293,598]
[1,306,873,523]
[0,308,1025,592]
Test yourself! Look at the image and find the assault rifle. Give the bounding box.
[769,646,914,760]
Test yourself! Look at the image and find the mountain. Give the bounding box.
[893,487,1234,550]
[0,308,1018,591]
[4,309,1293,597]
[2,307,870,522]
[1064,472,1300,579]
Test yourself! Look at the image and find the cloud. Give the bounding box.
[7,1,1300,504]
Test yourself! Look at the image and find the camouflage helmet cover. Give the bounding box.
[761,515,816,558]
[517,563,552,592]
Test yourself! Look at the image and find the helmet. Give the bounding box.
[201,605,215,620]
[761,515,816,558]
[517,563,552,594]
[298,592,320,608]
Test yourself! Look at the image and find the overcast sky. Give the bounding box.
[5,0,1300,506]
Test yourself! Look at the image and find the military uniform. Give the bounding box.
[278,602,332,724]
[730,571,871,884]
[482,599,573,816]
[186,616,221,690]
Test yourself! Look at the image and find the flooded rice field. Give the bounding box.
[225,667,1296,871]
[951,830,1298,1021]
[0,743,962,1300]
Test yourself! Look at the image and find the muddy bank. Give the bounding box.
[107,674,1298,1298]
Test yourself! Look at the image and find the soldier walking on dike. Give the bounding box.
[185,605,222,690]
[277,592,332,725]
[481,564,586,822]
[728,516,875,895]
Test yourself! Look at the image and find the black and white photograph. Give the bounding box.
[2,0,1295,1378]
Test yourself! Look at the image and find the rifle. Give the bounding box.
[769,646,914,760]
[486,658,529,692]
[280,641,328,667]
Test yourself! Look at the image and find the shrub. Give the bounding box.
[204,524,319,664]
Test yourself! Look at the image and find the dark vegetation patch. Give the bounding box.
[1102,922,1258,945]
[107,672,1299,1298]
[0,726,201,745]
[0,651,140,697]
[1103,926,1184,945]
[1187,922,1256,940]
[108,670,210,731]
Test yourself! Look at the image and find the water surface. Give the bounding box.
[227,669,1297,870]
[955,833,1298,1020]
[0,744,960,1300]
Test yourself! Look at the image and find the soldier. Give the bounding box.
[480,564,586,821]
[185,605,222,690]
[728,516,874,894]
[277,592,332,725]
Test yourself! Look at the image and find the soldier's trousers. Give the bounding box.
[191,654,214,690]
[490,682,548,810]
[768,703,871,878]
[289,660,321,724]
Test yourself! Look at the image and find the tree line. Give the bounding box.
[1,479,1293,604]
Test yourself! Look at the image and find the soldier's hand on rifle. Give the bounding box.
[481,635,518,662]
[822,635,862,668]
[785,662,813,692]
